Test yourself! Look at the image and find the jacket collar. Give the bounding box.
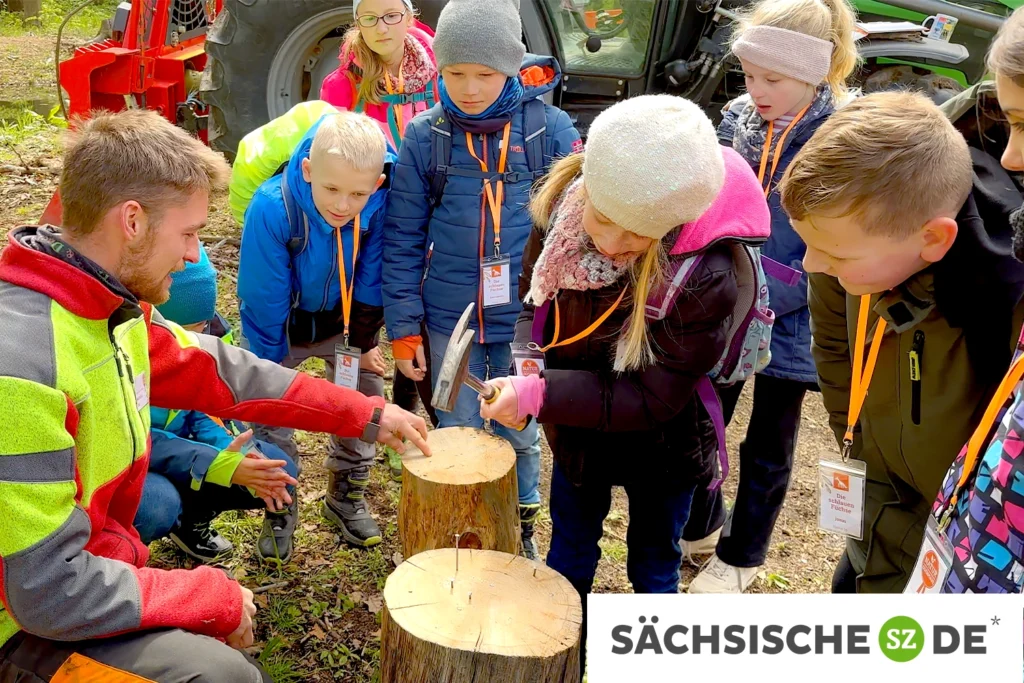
[0,226,126,320]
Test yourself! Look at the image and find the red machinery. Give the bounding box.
[40,0,221,224]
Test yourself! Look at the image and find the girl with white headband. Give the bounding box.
[684,0,858,595]
[320,0,439,150]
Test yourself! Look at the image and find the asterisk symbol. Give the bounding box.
[991,616,1001,626]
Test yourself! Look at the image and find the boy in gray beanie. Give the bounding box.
[432,0,525,79]
[383,0,581,560]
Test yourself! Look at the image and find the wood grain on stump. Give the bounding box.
[381,548,582,683]
[399,427,519,558]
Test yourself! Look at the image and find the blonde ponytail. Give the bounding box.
[737,0,859,98]
[615,240,667,372]
[530,153,585,230]
[341,27,389,108]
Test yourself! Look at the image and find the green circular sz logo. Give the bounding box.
[879,616,925,663]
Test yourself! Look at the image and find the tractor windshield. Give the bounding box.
[544,0,658,77]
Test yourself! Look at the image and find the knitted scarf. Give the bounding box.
[527,179,639,305]
[731,86,835,171]
[393,33,435,95]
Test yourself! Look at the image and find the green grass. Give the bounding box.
[0,0,119,38]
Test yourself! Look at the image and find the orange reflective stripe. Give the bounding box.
[540,289,627,352]
[947,352,1024,510]
[843,294,886,448]
[335,215,362,341]
[51,653,156,682]
[756,103,811,198]
[466,123,512,255]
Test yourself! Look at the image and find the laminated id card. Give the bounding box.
[511,342,545,377]
[333,344,361,391]
[904,515,954,593]
[482,256,512,308]
[818,456,867,540]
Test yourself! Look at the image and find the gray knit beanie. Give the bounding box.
[583,95,725,240]
[433,0,526,78]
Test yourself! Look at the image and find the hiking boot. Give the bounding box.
[681,527,722,566]
[386,446,403,483]
[258,499,298,566]
[169,518,233,564]
[323,467,383,548]
[687,554,759,594]
[520,503,540,561]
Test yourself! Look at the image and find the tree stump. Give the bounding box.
[381,548,582,683]
[399,427,519,558]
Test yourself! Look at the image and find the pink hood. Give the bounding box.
[670,146,771,256]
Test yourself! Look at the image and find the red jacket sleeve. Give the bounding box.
[146,307,382,437]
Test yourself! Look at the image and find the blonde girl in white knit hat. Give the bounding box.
[683,0,858,595]
[479,94,771,678]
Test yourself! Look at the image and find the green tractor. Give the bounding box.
[55,0,1017,156]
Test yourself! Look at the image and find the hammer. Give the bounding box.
[431,302,503,412]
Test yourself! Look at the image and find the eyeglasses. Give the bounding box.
[356,10,407,28]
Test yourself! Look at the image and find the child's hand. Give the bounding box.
[225,431,297,511]
[361,347,387,377]
[478,378,522,428]
[395,343,427,382]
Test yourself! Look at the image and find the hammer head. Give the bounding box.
[431,302,476,413]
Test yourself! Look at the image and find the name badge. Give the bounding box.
[333,344,361,391]
[482,256,512,309]
[818,456,867,540]
[904,515,955,594]
[511,342,545,376]
[133,373,149,411]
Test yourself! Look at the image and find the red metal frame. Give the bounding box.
[43,0,222,225]
[59,0,221,131]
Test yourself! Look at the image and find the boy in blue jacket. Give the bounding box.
[382,0,582,559]
[134,247,301,565]
[238,111,394,549]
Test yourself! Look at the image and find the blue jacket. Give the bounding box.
[149,408,236,489]
[382,55,582,343]
[718,88,840,383]
[237,116,397,363]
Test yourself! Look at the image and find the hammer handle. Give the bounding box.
[465,373,499,403]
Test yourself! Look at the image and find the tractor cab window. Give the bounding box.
[543,0,657,77]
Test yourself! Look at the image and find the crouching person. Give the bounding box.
[238,111,394,549]
[0,109,428,682]
[134,245,301,566]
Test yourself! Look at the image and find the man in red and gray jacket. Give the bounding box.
[0,109,429,682]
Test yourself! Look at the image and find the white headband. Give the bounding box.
[353,0,414,14]
[732,25,833,86]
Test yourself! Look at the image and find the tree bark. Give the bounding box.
[399,427,519,558]
[381,548,582,683]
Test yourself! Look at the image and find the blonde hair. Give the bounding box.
[60,109,230,236]
[736,0,858,97]
[531,154,666,371]
[989,6,1024,85]
[310,111,387,173]
[779,91,973,238]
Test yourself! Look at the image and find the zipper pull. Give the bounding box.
[909,330,924,382]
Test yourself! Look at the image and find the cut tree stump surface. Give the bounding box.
[399,427,519,558]
[381,548,582,682]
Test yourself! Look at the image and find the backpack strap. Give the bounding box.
[760,255,802,286]
[522,97,548,179]
[695,376,729,491]
[280,169,309,259]
[428,104,452,207]
[645,254,704,321]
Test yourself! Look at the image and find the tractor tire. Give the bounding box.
[200,0,353,160]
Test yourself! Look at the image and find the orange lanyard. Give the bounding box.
[334,215,361,344]
[843,294,887,459]
[466,123,512,257]
[384,70,406,134]
[756,104,811,198]
[939,352,1024,524]
[540,289,627,353]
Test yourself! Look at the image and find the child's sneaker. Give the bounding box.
[687,554,759,594]
[169,519,233,564]
[519,503,540,561]
[323,466,383,548]
[259,499,298,566]
[681,527,722,566]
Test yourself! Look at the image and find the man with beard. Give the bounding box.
[0,110,430,682]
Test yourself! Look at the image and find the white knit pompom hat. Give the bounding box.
[582,95,725,240]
